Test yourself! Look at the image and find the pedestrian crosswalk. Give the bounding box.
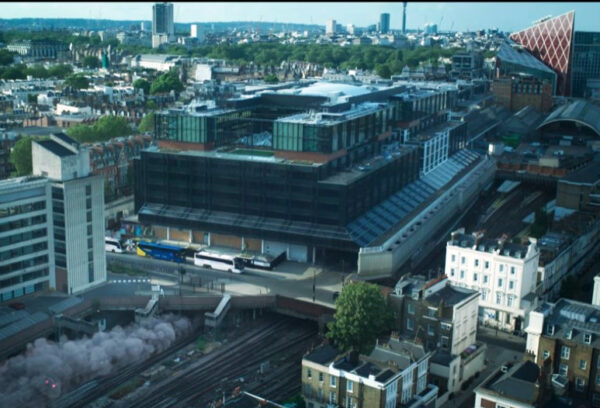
[109,279,151,284]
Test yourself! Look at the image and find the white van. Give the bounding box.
[105,237,123,253]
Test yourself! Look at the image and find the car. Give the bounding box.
[8,302,25,310]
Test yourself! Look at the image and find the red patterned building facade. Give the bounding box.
[510,11,575,97]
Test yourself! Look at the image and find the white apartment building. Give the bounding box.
[32,132,106,294]
[445,228,539,331]
[326,19,337,35]
[0,176,55,301]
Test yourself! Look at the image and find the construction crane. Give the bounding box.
[439,15,444,32]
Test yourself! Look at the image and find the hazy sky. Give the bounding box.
[3,2,600,32]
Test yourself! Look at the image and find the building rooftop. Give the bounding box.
[426,284,479,307]
[559,160,600,185]
[0,175,47,192]
[477,361,540,404]
[497,41,556,75]
[538,298,600,346]
[275,101,383,126]
[448,230,531,259]
[36,139,76,158]
[304,343,339,365]
[538,99,600,138]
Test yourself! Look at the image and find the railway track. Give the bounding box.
[49,326,202,408]
[129,317,317,408]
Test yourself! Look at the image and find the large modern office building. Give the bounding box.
[510,10,600,98]
[152,2,174,48]
[0,176,54,302]
[135,81,495,277]
[32,133,106,294]
[571,31,600,98]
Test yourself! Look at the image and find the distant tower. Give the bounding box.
[152,2,174,48]
[403,2,407,34]
[380,13,390,34]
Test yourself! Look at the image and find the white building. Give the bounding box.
[445,228,540,331]
[32,133,106,294]
[594,275,600,306]
[326,19,337,35]
[0,176,55,301]
[130,54,182,72]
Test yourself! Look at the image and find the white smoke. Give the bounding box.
[0,314,192,407]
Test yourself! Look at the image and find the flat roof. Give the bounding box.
[36,139,76,157]
[559,160,600,185]
[276,102,383,126]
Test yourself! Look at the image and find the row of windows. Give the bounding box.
[0,214,46,233]
[306,369,354,392]
[450,254,518,274]
[0,254,48,275]
[0,227,46,248]
[0,267,49,289]
[0,241,48,262]
[0,200,46,219]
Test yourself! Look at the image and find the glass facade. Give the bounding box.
[571,31,600,98]
[510,11,574,96]
[273,106,391,154]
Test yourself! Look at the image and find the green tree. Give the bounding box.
[376,64,392,79]
[10,136,34,176]
[64,73,90,90]
[27,94,38,104]
[82,55,101,69]
[47,64,73,79]
[138,112,155,133]
[530,208,549,238]
[0,49,16,66]
[26,64,50,79]
[1,64,27,80]
[67,115,132,143]
[326,282,393,360]
[133,78,151,95]
[150,69,184,95]
[263,74,279,84]
[560,276,580,300]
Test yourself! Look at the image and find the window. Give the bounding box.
[86,184,91,196]
[584,333,592,344]
[473,273,478,282]
[460,270,465,279]
[483,275,489,284]
[428,308,437,317]
[507,295,513,307]
[474,259,479,267]
[441,336,449,348]
[498,278,503,288]
[307,368,312,379]
[593,393,600,407]
[485,261,489,269]
[347,380,353,393]
[561,346,570,360]
[318,373,323,382]
[86,211,92,222]
[461,256,465,264]
[509,280,515,290]
[481,290,487,301]
[329,391,336,404]
[559,363,568,375]
[542,350,550,360]
[576,377,585,391]
[496,293,502,305]
[450,268,455,277]
[580,360,587,370]
[406,318,414,331]
[428,324,435,336]
[510,266,515,275]
[330,376,336,387]
[499,264,504,272]
[408,303,415,315]
[451,254,456,262]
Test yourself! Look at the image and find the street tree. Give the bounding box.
[10,136,34,176]
[326,282,393,361]
[138,112,155,133]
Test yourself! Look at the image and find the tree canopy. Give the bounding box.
[150,69,184,95]
[64,73,90,90]
[0,49,15,66]
[10,136,34,176]
[82,55,101,69]
[67,115,132,143]
[326,282,393,357]
[133,78,151,95]
[138,112,155,133]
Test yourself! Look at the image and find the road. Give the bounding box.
[92,253,344,307]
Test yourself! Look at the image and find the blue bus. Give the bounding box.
[136,241,186,263]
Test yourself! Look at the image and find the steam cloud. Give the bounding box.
[0,314,192,407]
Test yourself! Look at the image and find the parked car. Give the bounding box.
[8,302,25,310]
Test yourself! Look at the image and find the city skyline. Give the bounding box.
[2,2,600,32]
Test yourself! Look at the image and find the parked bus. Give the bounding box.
[194,249,245,273]
[136,241,186,263]
[105,237,124,253]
